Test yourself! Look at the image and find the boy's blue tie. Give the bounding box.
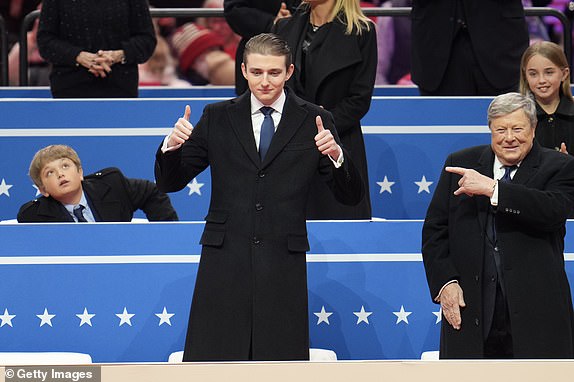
[73,205,87,222]
[259,107,275,160]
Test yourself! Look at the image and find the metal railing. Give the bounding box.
[0,13,8,86]
[15,7,573,86]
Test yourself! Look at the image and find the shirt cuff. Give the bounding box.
[161,135,182,153]
[329,150,344,168]
[490,180,499,206]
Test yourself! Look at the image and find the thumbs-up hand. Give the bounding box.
[167,105,194,148]
[274,2,292,23]
[314,115,342,160]
[560,142,569,155]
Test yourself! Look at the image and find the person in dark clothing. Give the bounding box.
[273,0,376,219]
[411,0,528,96]
[519,41,574,155]
[18,145,178,222]
[37,0,156,98]
[224,0,301,95]
[422,93,574,359]
[155,33,363,361]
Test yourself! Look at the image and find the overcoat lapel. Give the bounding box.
[226,91,310,169]
[512,142,542,185]
[227,92,261,168]
[475,147,496,233]
[261,92,308,167]
[284,13,308,91]
[304,20,362,99]
[285,13,362,101]
[83,180,115,222]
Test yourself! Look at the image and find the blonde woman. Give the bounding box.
[273,0,376,220]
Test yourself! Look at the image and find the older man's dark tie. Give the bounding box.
[500,165,516,184]
[259,106,275,160]
[73,205,88,222]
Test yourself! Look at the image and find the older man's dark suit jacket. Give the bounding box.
[155,90,364,361]
[422,142,574,358]
[411,0,528,93]
[17,167,178,222]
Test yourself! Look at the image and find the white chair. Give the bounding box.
[0,352,92,365]
[167,351,184,363]
[309,348,337,361]
[420,351,440,360]
[168,348,337,362]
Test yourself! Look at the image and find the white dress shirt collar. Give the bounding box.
[250,90,286,116]
[64,192,95,222]
[493,156,520,180]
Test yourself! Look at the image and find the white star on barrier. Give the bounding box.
[0,308,16,327]
[0,178,13,197]
[187,178,204,196]
[433,308,442,324]
[314,306,333,325]
[353,306,373,325]
[155,307,174,326]
[415,175,433,194]
[37,308,56,327]
[376,176,395,194]
[76,308,95,327]
[116,307,135,327]
[393,305,412,324]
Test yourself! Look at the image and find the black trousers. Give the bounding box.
[484,283,514,359]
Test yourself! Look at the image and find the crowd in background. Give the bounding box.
[3,0,574,88]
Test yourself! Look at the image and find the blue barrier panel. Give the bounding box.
[0,87,235,99]
[0,97,492,220]
[0,86,419,98]
[0,221,572,361]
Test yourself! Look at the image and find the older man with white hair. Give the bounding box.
[422,92,574,359]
